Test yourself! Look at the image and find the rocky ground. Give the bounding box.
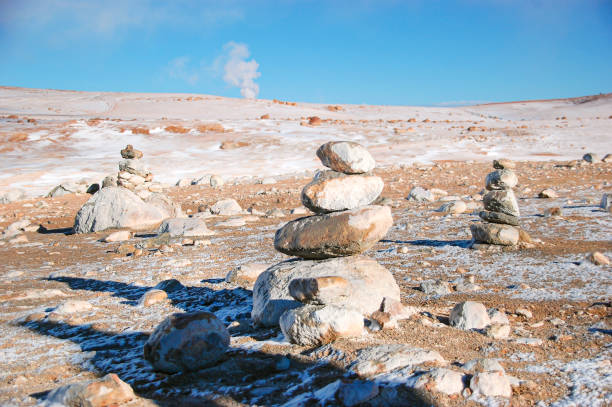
[0,157,610,406]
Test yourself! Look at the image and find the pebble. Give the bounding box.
[582,152,600,163]
[516,308,533,319]
[588,251,610,266]
[420,280,451,295]
[103,230,132,242]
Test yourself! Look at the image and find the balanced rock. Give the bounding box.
[301,170,383,213]
[144,312,230,373]
[119,159,149,178]
[279,304,364,346]
[43,373,135,407]
[289,276,350,304]
[252,256,400,326]
[479,210,519,226]
[121,144,143,159]
[73,187,179,233]
[274,205,392,259]
[483,189,520,217]
[493,158,516,170]
[316,141,375,174]
[485,169,518,191]
[157,217,214,237]
[470,223,519,246]
[449,301,490,330]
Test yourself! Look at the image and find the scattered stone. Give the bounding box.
[252,256,400,326]
[516,308,533,319]
[419,280,451,296]
[154,279,185,293]
[210,198,242,216]
[103,230,132,243]
[582,153,600,163]
[301,170,383,213]
[139,289,168,307]
[336,380,379,407]
[291,206,309,215]
[488,309,510,325]
[176,178,191,187]
[47,183,87,197]
[121,144,143,159]
[289,276,350,305]
[43,373,135,407]
[449,301,491,330]
[279,304,364,346]
[470,223,519,246]
[143,312,230,373]
[265,208,285,218]
[406,186,435,202]
[8,234,28,244]
[436,200,467,214]
[350,344,446,376]
[210,174,224,187]
[157,217,214,237]
[485,169,518,190]
[486,323,511,339]
[55,300,93,314]
[316,141,375,174]
[274,205,392,259]
[225,263,270,288]
[538,188,558,199]
[379,297,418,320]
[398,246,409,254]
[73,187,180,233]
[463,358,505,373]
[600,193,611,211]
[587,251,610,266]
[544,207,562,217]
[369,311,398,330]
[470,371,512,398]
[410,368,465,395]
[0,188,26,203]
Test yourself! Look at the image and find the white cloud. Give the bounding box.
[218,41,261,99]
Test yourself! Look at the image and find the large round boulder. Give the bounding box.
[301,170,383,213]
[252,256,400,327]
[73,187,180,233]
[143,312,230,373]
[274,205,392,259]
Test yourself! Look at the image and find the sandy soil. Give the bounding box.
[0,88,611,406]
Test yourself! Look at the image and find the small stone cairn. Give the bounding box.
[470,159,521,248]
[114,145,161,197]
[252,141,403,347]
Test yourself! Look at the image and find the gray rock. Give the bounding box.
[406,186,435,202]
[225,263,270,288]
[582,153,600,163]
[488,309,510,325]
[336,380,379,407]
[157,217,214,237]
[410,368,465,395]
[301,170,383,213]
[73,187,178,233]
[600,193,611,211]
[42,374,135,407]
[274,205,392,259]
[119,159,150,177]
[463,358,505,373]
[483,189,520,217]
[470,371,512,398]
[252,256,400,327]
[479,210,519,226]
[47,182,86,197]
[279,304,364,346]
[289,276,351,304]
[102,174,117,188]
[176,178,192,187]
[449,301,491,330]
[436,200,467,214]
[143,312,230,373]
[419,280,451,296]
[210,174,224,187]
[470,222,519,246]
[0,188,26,204]
[349,344,446,376]
[210,198,242,215]
[317,141,375,174]
[485,169,518,190]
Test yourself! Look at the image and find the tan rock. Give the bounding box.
[44,373,135,407]
[274,205,392,259]
[103,230,132,243]
[470,223,519,246]
[225,263,270,288]
[140,289,168,306]
[588,251,610,266]
[289,276,350,304]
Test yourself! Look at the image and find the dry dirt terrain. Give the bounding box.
[0,88,611,407]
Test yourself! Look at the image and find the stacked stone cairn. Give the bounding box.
[113,145,162,197]
[252,141,402,347]
[470,159,521,248]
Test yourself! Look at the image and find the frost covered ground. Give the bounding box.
[0,88,611,406]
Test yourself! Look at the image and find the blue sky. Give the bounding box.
[1,0,611,105]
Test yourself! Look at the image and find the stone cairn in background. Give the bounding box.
[111,145,162,198]
[470,159,521,248]
[252,141,404,346]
